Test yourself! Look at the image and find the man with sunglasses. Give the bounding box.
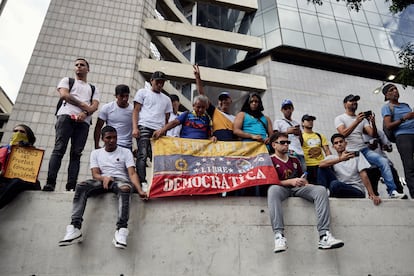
[43,58,100,192]
[318,133,381,205]
[268,132,344,253]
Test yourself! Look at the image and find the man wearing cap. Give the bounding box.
[273,99,306,171]
[166,94,182,137]
[382,83,414,198]
[132,71,173,192]
[334,94,406,199]
[193,65,236,141]
[301,114,331,184]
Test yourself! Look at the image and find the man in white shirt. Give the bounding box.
[273,99,305,170]
[318,133,381,205]
[132,71,173,192]
[166,94,182,137]
[94,84,133,150]
[59,126,146,249]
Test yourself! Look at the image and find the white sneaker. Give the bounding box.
[112,228,129,249]
[390,190,408,199]
[274,232,287,253]
[59,225,82,246]
[318,231,344,250]
[141,182,149,193]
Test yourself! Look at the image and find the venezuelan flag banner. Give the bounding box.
[149,137,279,198]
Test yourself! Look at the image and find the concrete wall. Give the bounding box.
[1,192,414,276]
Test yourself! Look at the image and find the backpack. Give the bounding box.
[55,77,96,115]
[383,103,396,143]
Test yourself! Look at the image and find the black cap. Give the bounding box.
[382,83,396,95]
[151,71,166,81]
[343,94,360,103]
[301,114,316,122]
[218,92,231,101]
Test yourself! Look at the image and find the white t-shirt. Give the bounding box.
[273,118,304,155]
[57,77,100,124]
[166,112,182,137]
[334,113,369,151]
[90,146,135,180]
[325,154,370,192]
[98,101,133,148]
[133,88,173,130]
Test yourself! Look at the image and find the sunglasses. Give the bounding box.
[274,140,291,145]
[13,129,26,134]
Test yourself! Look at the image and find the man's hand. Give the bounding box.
[153,130,164,140]
[102,176,113,190]
[369,194,382,205]
[293,177,307,187]
[132,127,140,139]
[340,151,356,161]
[193,64,201,79]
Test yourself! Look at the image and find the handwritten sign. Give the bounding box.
[4,146,44,183]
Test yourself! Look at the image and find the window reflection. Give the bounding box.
[304,33,325,51]
[323,37,344,55]
[354,25,375,46]
[281,29,305,48]
[377,48,398,65]
[263,8,279,33]
[279,8,302,31]
[319,17,340,39]
[332,3,351,21]
[371,28,391,49]
[266,29,282,49]
[337,21,357,42]
[301,13,321,35]
[315,1,333,16]
[360,45,380,63]
[276,0,297,8]
[365,11,383,26]
[342,41,363,59]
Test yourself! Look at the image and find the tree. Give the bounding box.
[308,0,413,13]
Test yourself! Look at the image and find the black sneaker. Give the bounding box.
[66,183,76,191]
[42,184,55,192]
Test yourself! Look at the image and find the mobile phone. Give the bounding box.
[363,110,372,118]
[353,151,360,157]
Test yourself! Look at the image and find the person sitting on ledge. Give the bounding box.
[0,124,41,209]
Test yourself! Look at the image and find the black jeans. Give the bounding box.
[47,115,89,188]
[396,134,414,197]
[135,125,155,183]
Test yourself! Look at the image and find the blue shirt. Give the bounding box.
[177,111,212,139]
[381,103,414,136]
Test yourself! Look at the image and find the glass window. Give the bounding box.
[301,13,321,35]
[337,21,357,42]
[360,45,380,63]
[342,41,363,59]
[304,33,325,52]
[349,10,367,24]
[265,29,282,49]
[323,37,344,55]
[354,25,375,46]
[279,8,302,31]
[377,49,398,65]
[361,1,378,12]
[365,11,383,26]
[276,0,297,8]
[371,28,391,49]
[381,14,399,31]
[297,0,316,13]
[260,0,276,12]
[315,2,333,16]
[263,8,279,33]
[332,3,351,21]
[389,32,406,51]
[281,29,305,48]
[250,15,265,36]
[319,17,340,39]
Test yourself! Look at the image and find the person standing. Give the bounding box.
[267,132,344,253]
[132,71,173,193]
[335,94,406,199]
[58,126,146,249]
[273,99,306,171]
[165,94,182,137]
[382,83,414,198]
[301,114,331,184]
[94,84,133,150]
[43,58,100,192]
[193,64,236,141]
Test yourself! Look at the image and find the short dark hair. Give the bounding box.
[169,94,180,102]
[331,133,345,144]
[75,58,89,69]
[101,125,117,138]
[269,131,288,144]
[115,84,130,96]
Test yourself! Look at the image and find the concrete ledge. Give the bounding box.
[0,192,413,275]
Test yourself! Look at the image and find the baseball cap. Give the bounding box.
[218,92,231,101]
[281,99,293,108]
[343,94,360,103]
[151,71,167,81]
[382,83,396,101]
[301,114,316,122]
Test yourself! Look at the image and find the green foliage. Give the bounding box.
[395,43,414,88]
[308,0,413,13]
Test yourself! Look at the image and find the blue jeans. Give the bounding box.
[135,125,155,183]
[47,115,89,188]
[71,178,132,229]
[360,147,396,195]
[396,134,414,197]
[317,167,365,198]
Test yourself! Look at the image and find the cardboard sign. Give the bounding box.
[4,146,44,183]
